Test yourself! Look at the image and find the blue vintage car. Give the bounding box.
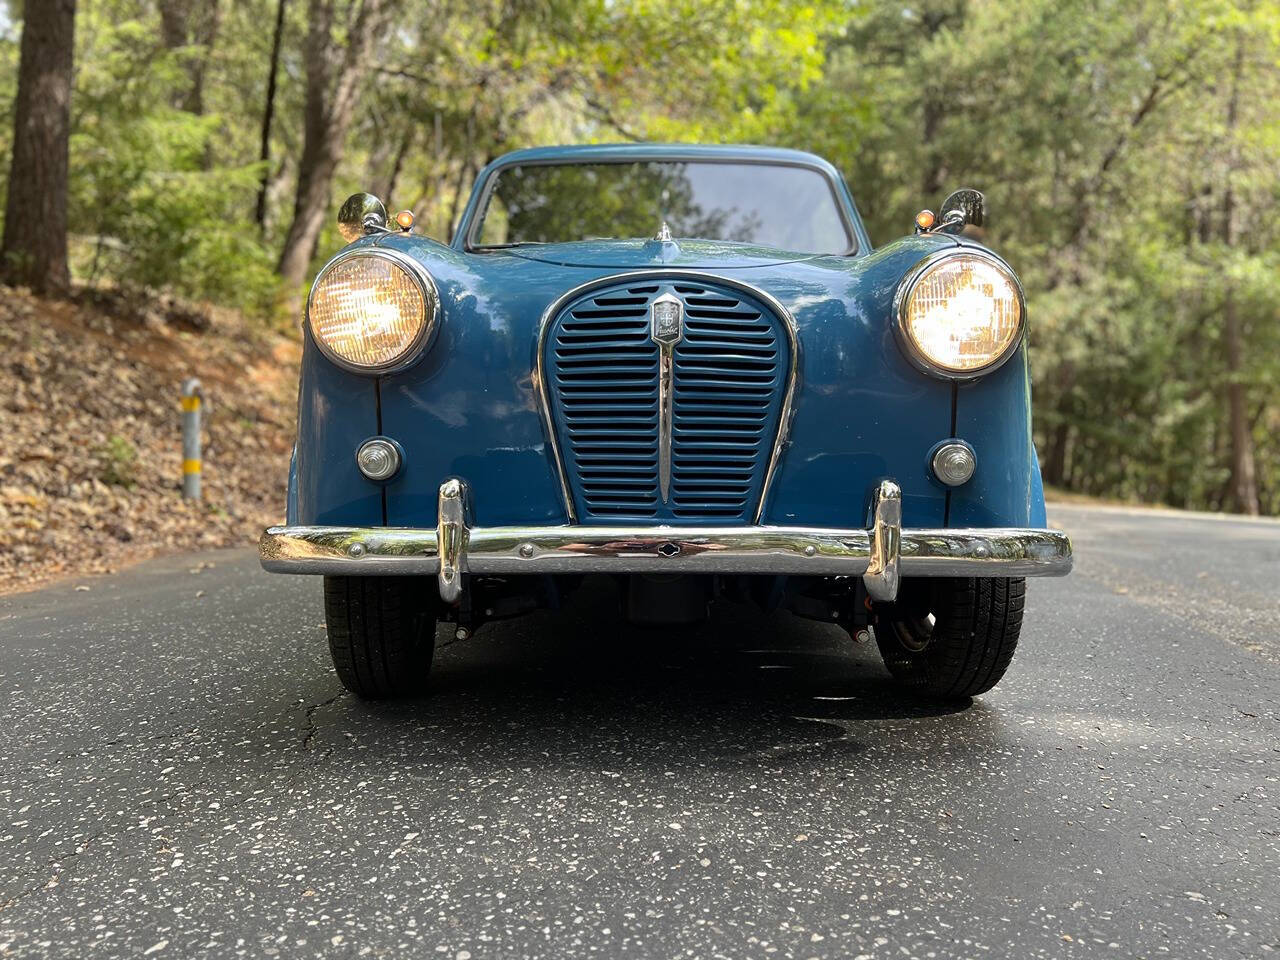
[260,143,1072,700]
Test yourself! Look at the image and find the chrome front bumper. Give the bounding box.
[260,479,1072,604]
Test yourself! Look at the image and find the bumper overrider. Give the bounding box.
[260,479,1072,605]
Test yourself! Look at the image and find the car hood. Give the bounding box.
[496,237,821,270]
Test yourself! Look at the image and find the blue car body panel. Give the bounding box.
[288,144,1046,534]
[294,340,383,527]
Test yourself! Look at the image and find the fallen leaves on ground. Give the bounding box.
[0,284,299,593]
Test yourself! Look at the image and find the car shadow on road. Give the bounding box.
[318,577,1004,773]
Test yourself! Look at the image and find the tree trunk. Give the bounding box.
[159,3,186,52]
[1042,421,1070,488]
[159,0,222,115]
[917,6,962,202]
[1223,291,1259,515]
[445,157,473,245]
[1220,35,1260,515]
[371,124,414,205]
[186,2,222,117]
[1040,359,1076,487]
[1,0,76,297]
[920,94,948,201]
[255,0,288,229]
[277,0,388,294]
[445,110,476,244]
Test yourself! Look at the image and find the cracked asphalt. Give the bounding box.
[0,504,1277,959]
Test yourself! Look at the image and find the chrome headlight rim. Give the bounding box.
[305,246,440,375]
[892,247,1026,381]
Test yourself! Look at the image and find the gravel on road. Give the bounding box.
[0,505,1276,959]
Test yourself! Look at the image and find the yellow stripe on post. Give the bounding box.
[181,377,203,500]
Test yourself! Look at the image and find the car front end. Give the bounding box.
[261,144,1071,700]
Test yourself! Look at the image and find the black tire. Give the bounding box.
[874,577,1025,699]
[322,576,436,699]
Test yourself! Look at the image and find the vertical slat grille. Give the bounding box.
[546,279,788,524]
[552,284,662,518]
[671,284,781,519]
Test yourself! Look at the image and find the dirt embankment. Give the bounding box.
[0,286,299,593]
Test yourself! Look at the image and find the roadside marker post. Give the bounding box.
[181,378,203,501]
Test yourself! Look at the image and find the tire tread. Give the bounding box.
[323,576,435,699]
[876,577,1026,699]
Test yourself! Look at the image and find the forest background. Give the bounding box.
[2,0,1277,517]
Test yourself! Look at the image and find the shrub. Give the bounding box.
[97,434,138,489]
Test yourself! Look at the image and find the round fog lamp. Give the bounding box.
[356,438,402,481]
[931,441,976,486]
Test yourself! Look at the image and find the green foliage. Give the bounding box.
[97,434,138,488]
[1,0,1276,512]
[719,0,1280,515]
[69,4,280,313]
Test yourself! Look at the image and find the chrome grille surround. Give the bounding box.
[534,272,799,525]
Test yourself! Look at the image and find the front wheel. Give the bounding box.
[322,576,437,699]
[874,577,1026,699]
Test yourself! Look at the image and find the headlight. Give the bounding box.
[895,251,1024,377]
[307,250,438,371]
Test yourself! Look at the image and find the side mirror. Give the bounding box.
[337,192,388,243]
[938,188,986,233]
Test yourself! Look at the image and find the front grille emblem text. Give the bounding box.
[651,293,683,344]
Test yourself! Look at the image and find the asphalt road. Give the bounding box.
[0,504,1277,959]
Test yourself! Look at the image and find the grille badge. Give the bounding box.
[650,293,683,345]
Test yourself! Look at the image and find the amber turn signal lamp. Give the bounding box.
[395,210,415,231]
[914,209,936,231]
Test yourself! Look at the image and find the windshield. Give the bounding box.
[470,160,853,255]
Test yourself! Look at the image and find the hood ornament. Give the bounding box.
[654,221,673,243]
